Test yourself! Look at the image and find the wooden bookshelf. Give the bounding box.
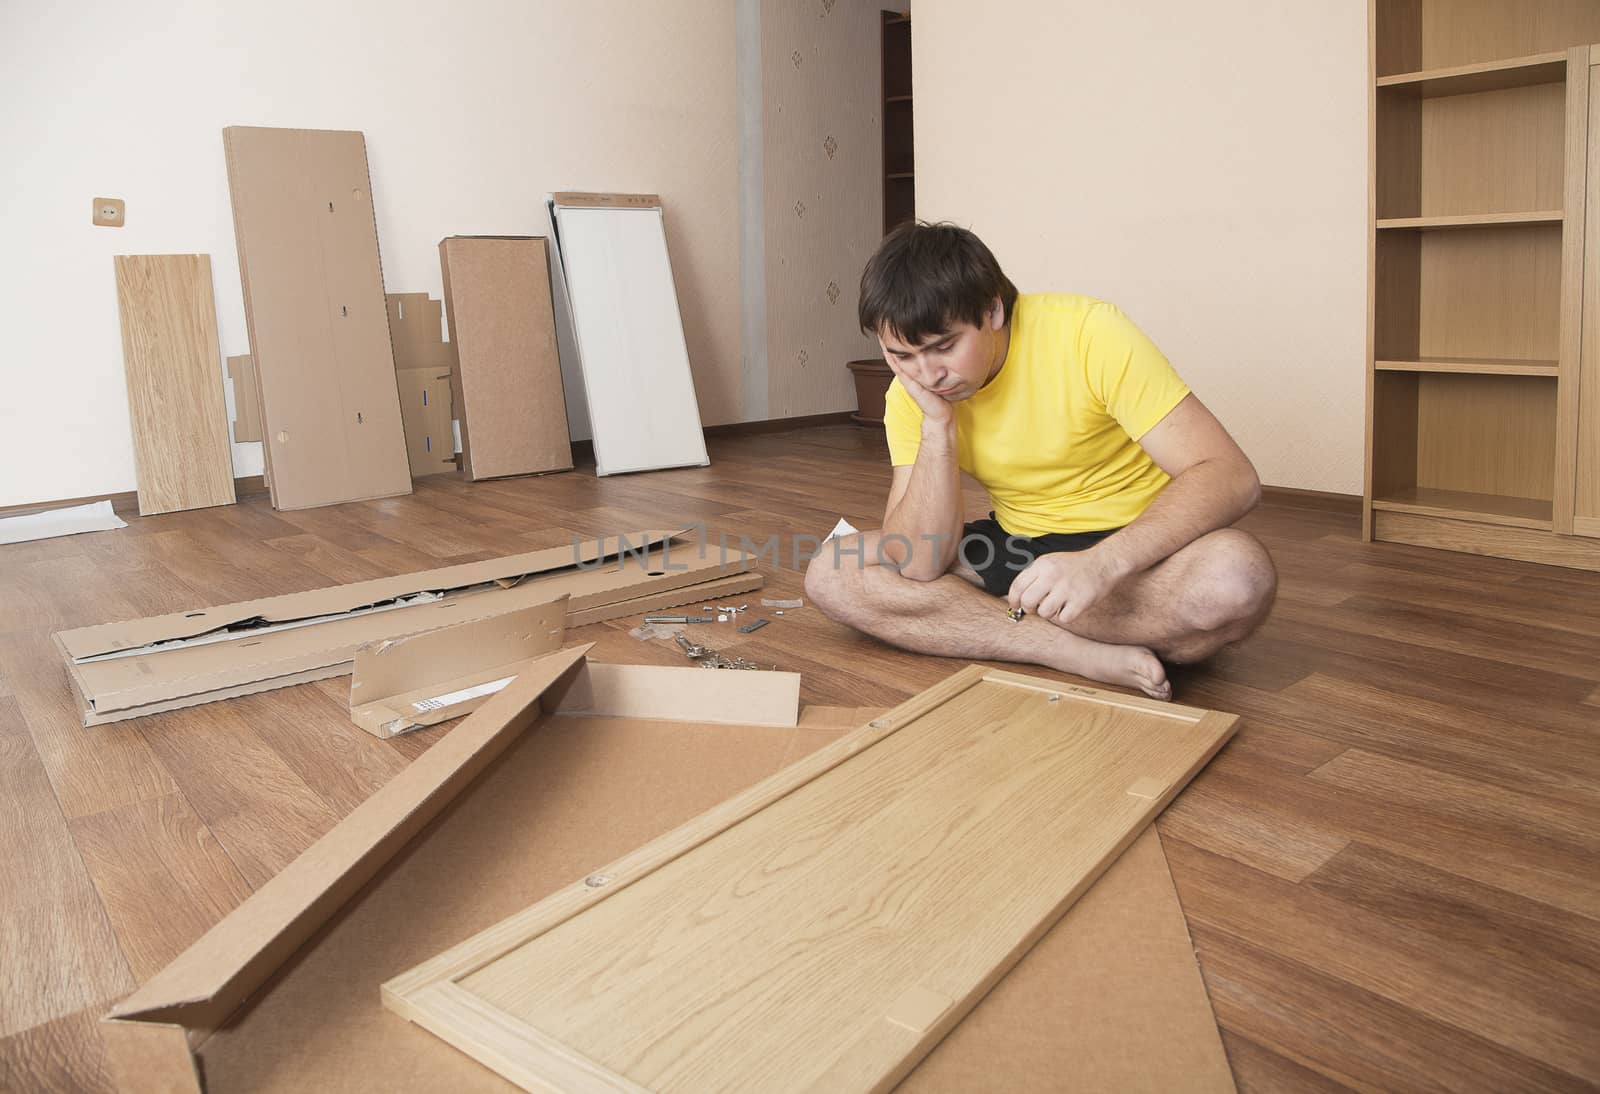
[881,10,913,233]
[1365,1,1600,570]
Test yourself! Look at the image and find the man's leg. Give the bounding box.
[1046,528,1277,662]
[803,532,1172,699]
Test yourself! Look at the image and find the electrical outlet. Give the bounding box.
[93,197,125,227]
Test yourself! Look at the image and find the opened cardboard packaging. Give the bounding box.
[101,625,1234,1093]
[53,531,761,725]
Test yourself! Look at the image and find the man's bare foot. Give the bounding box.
[1046,627,1172,701]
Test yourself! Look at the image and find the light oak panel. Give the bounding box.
[112,255,236,517]
[392,674,1235,1093]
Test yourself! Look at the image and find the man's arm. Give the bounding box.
[879,374,964,581]
[1092,393,1260,579]
[1008,394,1260,622]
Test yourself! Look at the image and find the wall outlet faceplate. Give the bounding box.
[93,197,125,227]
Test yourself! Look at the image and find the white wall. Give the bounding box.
[0,0,739,508]
[913,0,1369,494]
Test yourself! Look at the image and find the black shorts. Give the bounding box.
[958,514,1122,597]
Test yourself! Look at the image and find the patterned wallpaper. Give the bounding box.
[758,0,894,419]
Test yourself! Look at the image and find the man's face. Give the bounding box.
[877,302,1006,403]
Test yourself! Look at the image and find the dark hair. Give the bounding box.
[858,220,1018,344]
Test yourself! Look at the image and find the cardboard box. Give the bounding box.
[223,126,412,510]
[100,653,1233,1093]
[52,531,760,725]
[439,236,572,480]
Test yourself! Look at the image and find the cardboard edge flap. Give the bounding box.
[98,1017,202,1094]
[56,531,688,660]
[557,663,801,728]
[104,642,594,1030]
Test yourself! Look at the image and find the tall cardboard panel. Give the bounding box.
[438,237,572,480]
[222,126,411,510]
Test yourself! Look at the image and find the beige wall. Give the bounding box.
[0,0,739,507]
[757,0,888,419]
[913,1,1369,494]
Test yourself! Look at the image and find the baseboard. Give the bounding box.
[568,411,860,465]
[0,476,269,519]
[5,415,864,517]
[1259,485,1362,514]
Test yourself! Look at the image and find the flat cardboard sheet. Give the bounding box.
[102,663,1233,1093]
[53,531,755,724]
[226,355,263,443]
[113,254,236,516]
[386,293,457,477]
[384,668,1237,1092]
[223,125,411,510]
[550,194,708,476]
[439,237,571,480]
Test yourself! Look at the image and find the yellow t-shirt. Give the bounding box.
[884,294,1190,536]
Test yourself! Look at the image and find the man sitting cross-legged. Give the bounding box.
[805,222,1277,700]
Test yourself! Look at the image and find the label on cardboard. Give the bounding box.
[413,675,516,713]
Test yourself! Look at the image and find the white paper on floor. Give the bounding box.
[823,517,859,542]
[0,500,127,545]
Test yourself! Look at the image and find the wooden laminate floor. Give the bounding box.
[2,424,1598,1092]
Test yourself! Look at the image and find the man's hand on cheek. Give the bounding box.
[887,358,954,425]
[1007,549,1122,627]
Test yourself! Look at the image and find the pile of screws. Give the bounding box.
[674,633,765,671]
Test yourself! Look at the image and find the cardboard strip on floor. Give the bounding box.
[52,530,758,725]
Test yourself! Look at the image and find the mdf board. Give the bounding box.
[386,667,1237,1093]
[223,126,411,510]
[551,194,709,476]
[112,255,236,516]
[438,237,572,480]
